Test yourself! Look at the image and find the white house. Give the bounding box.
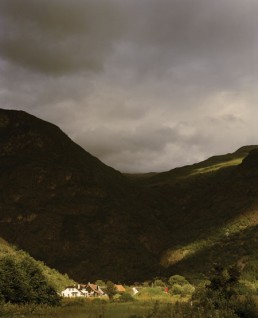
[61,286,85,298]
[61,283,106,298]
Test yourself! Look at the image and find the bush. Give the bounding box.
[92,298,107,305]
[241,261,258,282]
[118,292,135,302]
[168,275,189,287]
[168,275,195,296]
[95,280,106,287]
[61,297,87,307]
[170,283,195,296]
[170,284,184,295]
[136,287,169,299]
[236,281,257,295]
[234,296,258,318]
[182,283,195,295]
[153,279,166,287]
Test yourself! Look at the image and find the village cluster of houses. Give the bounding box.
[61,283,133,298]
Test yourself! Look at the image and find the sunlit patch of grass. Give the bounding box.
[161,209,258,267]
[135,287,173,302]
[187,158,243,178]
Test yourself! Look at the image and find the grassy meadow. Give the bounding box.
[0,298,172,318]
[1,295,258,318]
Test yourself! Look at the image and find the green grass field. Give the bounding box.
[1,300,170,318]
[2,296,258,318]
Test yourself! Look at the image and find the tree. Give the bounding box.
[168,275,188,287]
[106,281,117,301]
[0,255,60,305]
[168,275,195,296]
[195,264,241,311]
[0,256,28,303]
[208,264,240,301]
[118,292,134,302]
[95,280,106,287]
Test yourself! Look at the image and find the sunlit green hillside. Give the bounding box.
[128,145,258,186]
[0,238,75,292]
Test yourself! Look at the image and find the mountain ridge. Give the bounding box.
[0,108,257,283]
[0,108,170,282]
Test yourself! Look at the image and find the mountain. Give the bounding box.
[126,146,258,280]
[0,109,170,283]
[0,108,257,283]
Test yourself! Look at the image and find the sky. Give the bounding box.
[0,0,258,172]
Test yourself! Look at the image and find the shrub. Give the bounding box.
[136,287,169,299]
[236,281,257,295]
[92,298,107,305]
[118,292,135,302]
[241,261,258,282]
[182,283,195,295]
[233,296,258,318]
[153,279,165,287]
[170,284,184,295]
[168,275,189,287]
[95,280,106,287]
[168,275,195,296]
[62,297,87,307]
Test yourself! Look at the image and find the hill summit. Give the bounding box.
[0,109,169,282]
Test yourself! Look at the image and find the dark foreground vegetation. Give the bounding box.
[0,262,257,318]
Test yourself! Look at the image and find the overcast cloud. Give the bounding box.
[0,0,258,172]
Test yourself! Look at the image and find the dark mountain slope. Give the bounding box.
[126,147,258,278]
[0,109,170,282]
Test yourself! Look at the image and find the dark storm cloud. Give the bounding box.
[0,0,257,172]
[116,0,257,91]
[0,0,125,74]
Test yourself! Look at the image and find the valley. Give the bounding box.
[0,109,257,286]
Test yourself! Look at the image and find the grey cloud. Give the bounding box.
[0,0,257,172]
[79,107,250,172]
[125,0,257,54]
[0,0,125,75]
[111,0,258,93]
[74,119,213,172]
